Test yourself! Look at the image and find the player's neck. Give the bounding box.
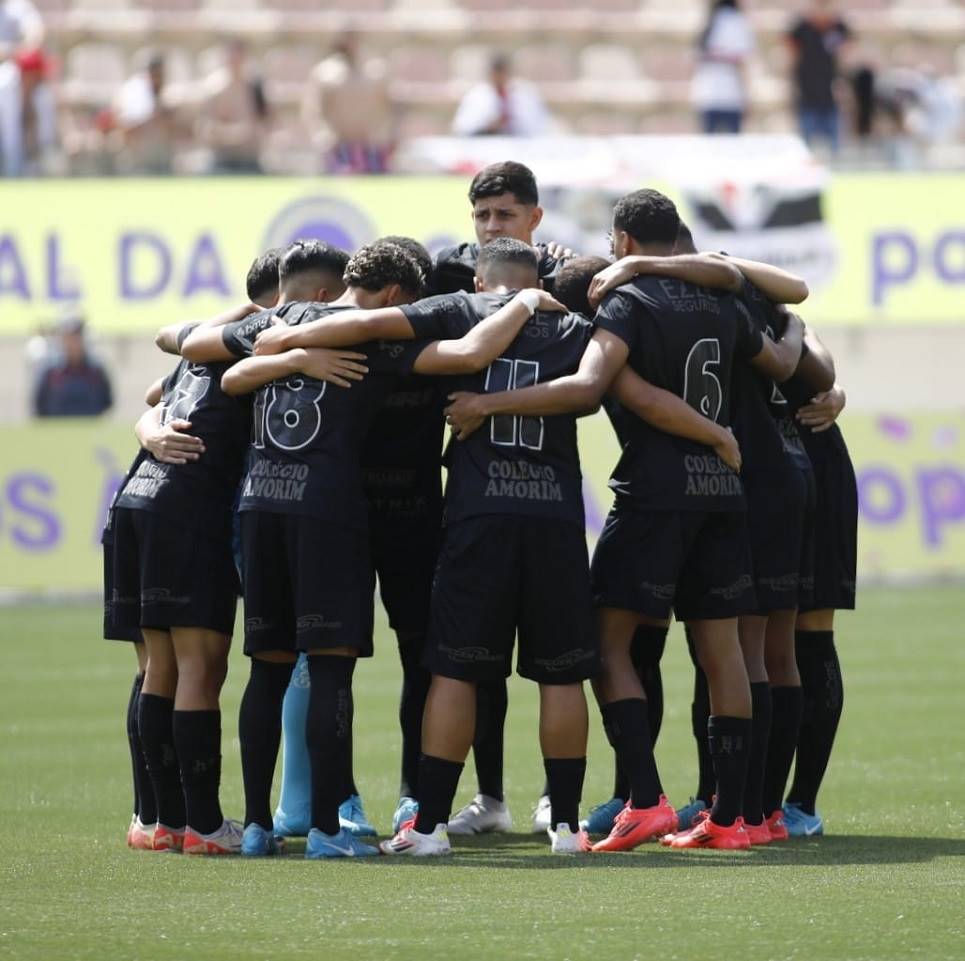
[627,241,674,257]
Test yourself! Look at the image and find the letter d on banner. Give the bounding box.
[120,232,172,300]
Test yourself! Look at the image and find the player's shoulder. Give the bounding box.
[434,242,478,270]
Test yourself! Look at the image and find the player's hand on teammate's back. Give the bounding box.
[145,419,206,465]
[444,392,487,441]
[294,348,369,388]
[533,289,568,313]
[588,259,640,308]
[713,427,742,474]
[796,385,846,433]
[253,316,288,355]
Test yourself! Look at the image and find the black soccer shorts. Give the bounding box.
[240,511,375,657]
[744,464,816,613]
[591,503,757,622]
[103,507,239,640]
[369,503,442,635]
[425,515,599,685]
[800,433,857,612]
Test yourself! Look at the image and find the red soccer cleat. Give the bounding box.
[152,823,185,852]
[668,816,750,850]
[766,809,789,842]
[592,796,678,853]
[743,819,772,846]
[661,808,710,846]
[126,814,155,850]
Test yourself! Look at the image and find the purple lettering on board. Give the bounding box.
[7,473,60,550]
[857,467,905,525]
[871,231,917,308]
[933,231,965,285]
[917,466,965,549]
[0,234,31,300]
[46,234,82,301]
[182,233,232,298]
[120,232,172,300]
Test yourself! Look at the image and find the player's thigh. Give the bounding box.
[674,511,757,622]
[289,516,375,657]
[590,504,687,622]
[424,516,520,684]
[239,511,297,657]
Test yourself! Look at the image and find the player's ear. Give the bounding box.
[529,205,544,233]
[473,275,483,293]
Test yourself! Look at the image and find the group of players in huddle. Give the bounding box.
[104,161,855,858]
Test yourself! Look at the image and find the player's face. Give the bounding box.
[609,224,631,260]
[472,193,543,246]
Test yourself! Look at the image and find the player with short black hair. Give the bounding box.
[611,188,681,247]
[246,248,283,304]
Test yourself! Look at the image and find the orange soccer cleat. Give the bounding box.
[592,796,678,853]
[152,823,185,852]
[661,808,710,846]
[126,814,155,850]
[743,819,773,846]
[766,809,789,842]
[668,816,750,850]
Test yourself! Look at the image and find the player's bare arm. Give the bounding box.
[749,310,805,382]
[144,377,165,407]
[157,303,259,358]
[797,383,847,433]
[221,348,369,396]
[444,328,629,439]
[253,308,414,355]
[134,404,206,466]
[718,254,809,304]
[610,367,742,473]
[588,254,743,307]
[794,326,836,393]
[411,290,567,377]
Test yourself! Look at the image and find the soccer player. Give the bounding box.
[441,191,804,852]
[102,248,285,855]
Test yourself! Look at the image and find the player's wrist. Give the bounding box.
[516,289,541,315]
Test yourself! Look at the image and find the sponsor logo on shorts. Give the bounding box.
[140,587,189,605]
[532,649,596,672]
[110,591,138,606]
[439,645,503,664]
[758,574,799,593]
[639,581,676,601]
[709,575,754,601]
[296,614,344,632]
[245,616,271,632]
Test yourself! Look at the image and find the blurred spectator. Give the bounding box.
[114,50,179,174]
[0,0,44,176]
[787,0,852,153]
[303,32,393,174]
[692,1,755,134]
[196,40,268,174]
[32,313,112,418]
[452,53,551,138]
[17,47,58,173]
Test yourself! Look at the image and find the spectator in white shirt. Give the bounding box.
[452,53,551,138]
[0,0,44,175]
[691,0,755,134]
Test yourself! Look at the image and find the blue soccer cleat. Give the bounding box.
[241,823,285,857]
[579,797,626,835]
[675,797,709,831]
[273,807,311,838]
[306,827,378,859]
[782,802,824,837]
[339,794,377,837]
[393,796,419,834]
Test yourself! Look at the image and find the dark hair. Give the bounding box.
[675,221,697,255]
[246,248,282,302]
[279,240,350,285]
[468,161,539,207]
[475,236,539,278]
[612,189,680,247]
[553,256,611,317]
[378,235,433,295]
[699,0,739,51]
[343,242,424,297]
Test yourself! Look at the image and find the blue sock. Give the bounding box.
[274,654,312,832]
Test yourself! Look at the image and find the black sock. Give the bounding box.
[544,757,586,832]
[631,625,668,744]
[173,710,223,835]
[472,678,507,801]
[600,699,662,809]
[742,683,772,825]
[787,631,843,815]
[708,715,751,827]
[398,633,431,798]
[306,655,356,836]
[686,630,715,804]
[239,658,293,831]
[414,754,464,833]
[137,693,185,829]
[763,685,804,816]
[126,673,156,823]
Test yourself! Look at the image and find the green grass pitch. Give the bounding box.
[1,587,963,961]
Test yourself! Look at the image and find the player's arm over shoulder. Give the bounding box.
[743,303,804,383]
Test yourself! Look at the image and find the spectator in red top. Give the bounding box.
[787,0,852,154]
[32,313,113,417]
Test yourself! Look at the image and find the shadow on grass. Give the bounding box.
[269,833,965,869]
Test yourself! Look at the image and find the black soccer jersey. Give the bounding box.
[401,291,594,528]
[432,242,563,296]
[594,277,764,511]
[221,301,317,359]
[235,304,425,528]
[779,372,850,469]
[115,356,251,539]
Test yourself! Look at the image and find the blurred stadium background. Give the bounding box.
[1,0,964,595]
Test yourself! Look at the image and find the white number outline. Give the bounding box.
[253,377,326,452]
[683,337,723,423]
[484,358,545,451]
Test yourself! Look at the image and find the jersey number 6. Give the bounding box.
[683,338,723,423]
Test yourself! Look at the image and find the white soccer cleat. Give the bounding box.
[183,818,245,856]
[548,823,591,853]
[531,794,552,834]
[447,794,513,835]
[379,823,452,857]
